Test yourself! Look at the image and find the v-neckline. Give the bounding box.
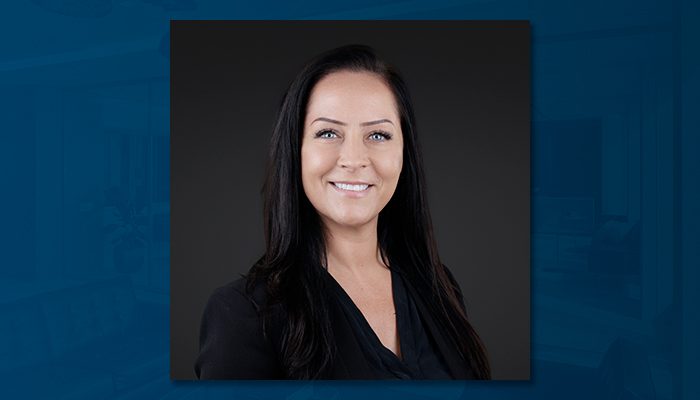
[323,267,404,362]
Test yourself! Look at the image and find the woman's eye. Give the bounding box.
[369,132,391,141]
[316,130,338,139]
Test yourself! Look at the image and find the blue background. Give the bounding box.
[1,0,698,399]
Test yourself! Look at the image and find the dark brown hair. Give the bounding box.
[248,44,491,379]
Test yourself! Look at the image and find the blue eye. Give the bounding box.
[369,131,392,141]
[316,130,338,139]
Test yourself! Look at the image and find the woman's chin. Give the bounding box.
[325,214,376,229]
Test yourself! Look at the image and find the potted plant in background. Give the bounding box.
[103,186,148,274]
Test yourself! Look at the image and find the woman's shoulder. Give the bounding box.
[196,275,285,379]
[205,275,270,314]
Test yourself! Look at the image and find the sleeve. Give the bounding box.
[194,285,282,379]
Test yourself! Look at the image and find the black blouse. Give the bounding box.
[323,268,453,379]
[195,265,475,380]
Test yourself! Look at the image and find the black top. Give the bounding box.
[194,265,475,380]
[324,268,452,379]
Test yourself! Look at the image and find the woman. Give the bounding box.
[195,44,490,380]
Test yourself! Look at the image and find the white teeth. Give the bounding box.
[333,182,369,192]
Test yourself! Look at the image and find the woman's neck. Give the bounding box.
[322,216,387,276]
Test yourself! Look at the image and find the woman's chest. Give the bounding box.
[339,279,400,355]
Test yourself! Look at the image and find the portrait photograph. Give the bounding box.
[171,20,530,380]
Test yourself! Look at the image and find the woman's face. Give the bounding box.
[301,70,404,230]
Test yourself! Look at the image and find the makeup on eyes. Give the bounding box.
[313,129,393,141]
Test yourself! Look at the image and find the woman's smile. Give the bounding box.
[301,70,404,228]
[330,181,375,198]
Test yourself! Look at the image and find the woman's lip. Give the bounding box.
[329,182,373,197]
[331,181,373,185]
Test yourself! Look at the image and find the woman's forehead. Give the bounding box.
[305,71,399,125]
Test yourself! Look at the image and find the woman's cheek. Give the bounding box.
[306,145,336,171]
[385,155,403,179]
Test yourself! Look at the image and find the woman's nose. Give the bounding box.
[338,135,369,169]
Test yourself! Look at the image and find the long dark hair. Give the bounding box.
[247,44,491,379]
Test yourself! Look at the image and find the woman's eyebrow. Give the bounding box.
[311,117,395,127]
[311,117,347,126]
[361,119,395,127]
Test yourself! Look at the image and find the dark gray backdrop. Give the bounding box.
[171,20,530,380]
